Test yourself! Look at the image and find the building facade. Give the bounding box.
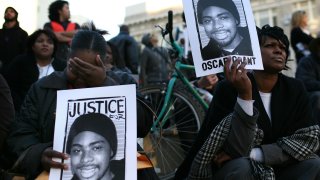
[124,0,184,47]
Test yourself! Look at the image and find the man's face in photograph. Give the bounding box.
[201,6,238,47]
[70,131,112,180]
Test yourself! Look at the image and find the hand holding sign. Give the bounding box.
[41,147,69,172]
[224,57,252,100]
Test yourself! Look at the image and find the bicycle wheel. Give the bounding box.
[139,81,206,179]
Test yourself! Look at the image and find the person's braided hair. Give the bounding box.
[70,22,108,61]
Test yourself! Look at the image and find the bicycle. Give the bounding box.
[138,10,209,179]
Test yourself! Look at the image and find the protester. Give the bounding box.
[290,10,314,63]
[5,27,156,179]
[44,0,80,61]
[296,37,320,124]
[139,33,171,87]
[5,29,115,178]
[0,7,28,75]
[175,25,320,179]
[109,25,139,74]
[197,0,253,60]
[5,29,66,113]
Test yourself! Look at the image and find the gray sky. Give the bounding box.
[68,0,146,39]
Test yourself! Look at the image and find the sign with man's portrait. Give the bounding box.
[49,85,137,180]
[183,0,263,77]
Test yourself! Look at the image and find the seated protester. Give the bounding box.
[174,25,320,180]
[296,37,320,123]
[5,29,155,179]
[4,29,66,113]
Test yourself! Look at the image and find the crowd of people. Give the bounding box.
[0,0,320,179]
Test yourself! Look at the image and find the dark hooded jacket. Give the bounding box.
[109,30,139,74]
[0,22,28,74]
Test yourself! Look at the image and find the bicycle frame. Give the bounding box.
[151,41,209,130]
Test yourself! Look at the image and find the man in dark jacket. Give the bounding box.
[139,33,171,87]
[110,25,139,74]
[296,37,320,123]
[0,7,28,75]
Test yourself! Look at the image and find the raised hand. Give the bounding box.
[224,57,252,100]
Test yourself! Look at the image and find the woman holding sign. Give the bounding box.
[175,25,320,180]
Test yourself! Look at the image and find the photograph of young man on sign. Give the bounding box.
[66,113,122,180]
[198,0,253,59]
[183,0,263,77]
[49,85,137,180]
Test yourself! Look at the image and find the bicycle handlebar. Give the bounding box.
[164,10,184,58]
[166,10,174,43]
